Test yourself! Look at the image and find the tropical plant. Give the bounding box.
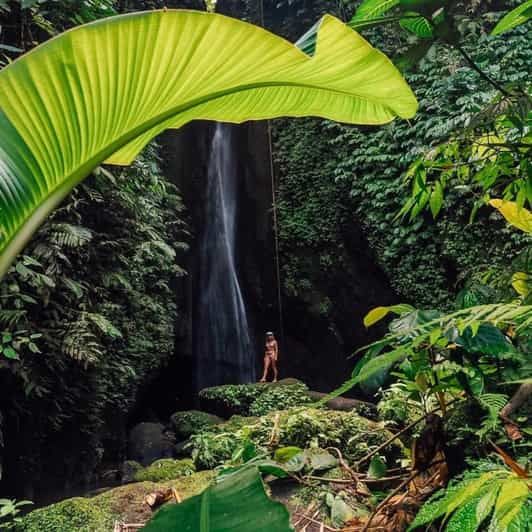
[492,0,532,36]
[0,9,417,279]
[408,461,531,531]
[0,142,188,493]
[0,498,33,529]
[142,466,292,532]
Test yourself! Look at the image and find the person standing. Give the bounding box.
[260,331,278,382]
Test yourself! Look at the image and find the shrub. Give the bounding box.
[189,407,400,470]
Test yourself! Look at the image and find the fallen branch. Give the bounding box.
[360,459,445,532]
[294,511,337,531]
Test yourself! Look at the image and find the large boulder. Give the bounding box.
[170,410,222,440]
[198,379,310,418]
[128,422,174,466]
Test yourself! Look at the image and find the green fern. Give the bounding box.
[0,309,27,328]
[476,393,509,440]
[409,465,531,531]
[49,223,93,248]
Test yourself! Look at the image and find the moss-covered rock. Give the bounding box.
[249,382,312,416]
[17,470,215,532]
[190,406,401,470]
[199,383,265,417]
[133,458,195,482]
[198,379,311,418]
[16,497,115,532]
[170,410,222,440]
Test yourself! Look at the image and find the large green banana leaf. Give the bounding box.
[0,10,417,279]
[141,467,292,531]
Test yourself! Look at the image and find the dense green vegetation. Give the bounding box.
[0,0,530,531]
[274,7,530,309]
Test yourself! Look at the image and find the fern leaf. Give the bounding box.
[49,223,93,248]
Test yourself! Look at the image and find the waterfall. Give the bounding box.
[195,123,255,389]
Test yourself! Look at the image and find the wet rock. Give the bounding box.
[120,460,143,484]
[306,391,377,419]
[128,422,174,466]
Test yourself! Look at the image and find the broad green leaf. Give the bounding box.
[475,484,500,525]
[408,471,500,530]
[142,467,291,532]
[488,478,529,531]
[489,199,532,233]
[456,323,514,357]
[445,494,484,532]
[400,12,434,38]
[363,304,415,327]
[511,271,531,297]
[2,346,18,359]
[0,10,417,279]
[491,0,532,35]
[367,456,387,479]
[306,448,337,471]
[274,446,303,463]
[282,452,306,473]
[351,0,400,22]
[429,180,444,218]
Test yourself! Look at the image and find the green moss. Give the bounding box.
[170,410,222,440]
[133,458,196,482]
[249,383,312,416]
[18,471,216,531]
[199,381,311,417]
[17,497,114,532]
[199,383,265,416]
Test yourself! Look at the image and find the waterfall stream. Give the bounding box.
[195,123,255,389]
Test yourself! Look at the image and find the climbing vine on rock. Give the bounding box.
[272,8,531,309]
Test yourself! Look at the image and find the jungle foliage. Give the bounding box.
[273,1,531,310]
[0,143,188,490]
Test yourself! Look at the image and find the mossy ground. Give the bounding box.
[133,458,195,482]
[17,470,215,531]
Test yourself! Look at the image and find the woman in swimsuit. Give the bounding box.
[260,331,278,382]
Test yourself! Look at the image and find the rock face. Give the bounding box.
[158,121,278,400]
[128,423,174,466]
